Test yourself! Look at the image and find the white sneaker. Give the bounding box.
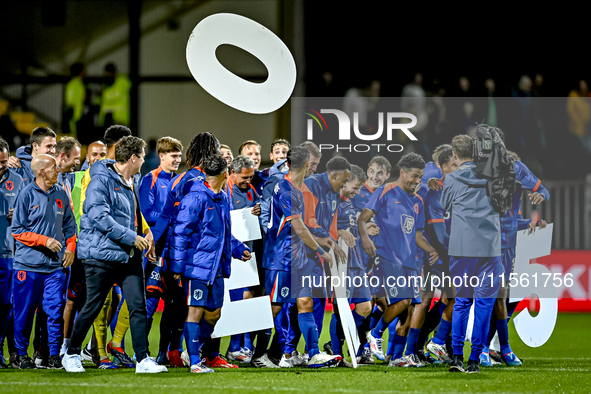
[62,353,85,373]
[426,340,451,363]
[241,347,253,364]
[308,352,342,368]
[250,354,279,368]
[181,350,190,367]
[226,347,250,363]
[366,331,385,360]
[279,354,294,368]
[291,351,308,367]
[136,356,168,373]
[302,352,309,366]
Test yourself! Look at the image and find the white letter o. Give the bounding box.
[186,13,297,114]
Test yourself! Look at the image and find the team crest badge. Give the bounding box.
[346,289,351,299]
[193,289,203,301]
[17,271,26,282]
[401,214,415,234]
[56,199,63,209]
[414,203,419,214]
[5,181,13,191]
[332,200,337,211]
[281,287,289,298]
[389,286,398,298]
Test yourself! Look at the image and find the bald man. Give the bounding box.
[10,154,77,370]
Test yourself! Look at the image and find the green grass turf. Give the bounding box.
[1,313,590,394]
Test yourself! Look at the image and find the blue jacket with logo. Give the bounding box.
[78,160,141,264]
[169,181,249,283]
[12,181,77,273]
[440,161,501,258]
[139,166,176,227]
[0,169,24,258]
[151,166,206,255]
[15,145,35,185]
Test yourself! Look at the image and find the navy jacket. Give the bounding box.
[14,145,35,185]
[440,161,501,257]
[12,181,77,273]
[0,169,24,257]
[139,166,176,228]
[78,160,142,264]
[169,181,249,283]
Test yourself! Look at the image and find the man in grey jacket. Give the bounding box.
[440,135,502,374]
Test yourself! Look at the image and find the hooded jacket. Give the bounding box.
[77,160,142,264]
[440,161,501,257]
[15,145,35,185]
[12,181,77,273]
[169,180,249,283]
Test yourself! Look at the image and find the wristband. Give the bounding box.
[316,246,325,255]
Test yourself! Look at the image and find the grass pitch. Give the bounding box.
[1,313,590,394]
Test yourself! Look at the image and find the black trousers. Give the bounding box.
[67,256,149,361]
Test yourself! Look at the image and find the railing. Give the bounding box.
[520,174,591,250]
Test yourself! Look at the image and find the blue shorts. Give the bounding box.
[0,258,13,305]
[346,268,371,303]
[183,276,224,310]
[229,287,249,302]
[373,256,421,305]
[266,270,294,304]
[501,248,515,283]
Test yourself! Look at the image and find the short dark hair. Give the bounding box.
[437,147,454,168]
[299,141,321,158]
[230,155,255,173]
[115,136,146,163]
[30,127,56,147]
[104,125,132,148]
[287,147,309,170]
[271,138,290,152]
[203,155,227,177]
[397,153,426,171]
[368,155,391,173]
[56,137,81,157]
[432,144,452,163]
[452,135,473,160]
[349,164,367,184]
[0,138,9,153]
[326,156,351,173]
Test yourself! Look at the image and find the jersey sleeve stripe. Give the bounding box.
[532,179,541,192]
